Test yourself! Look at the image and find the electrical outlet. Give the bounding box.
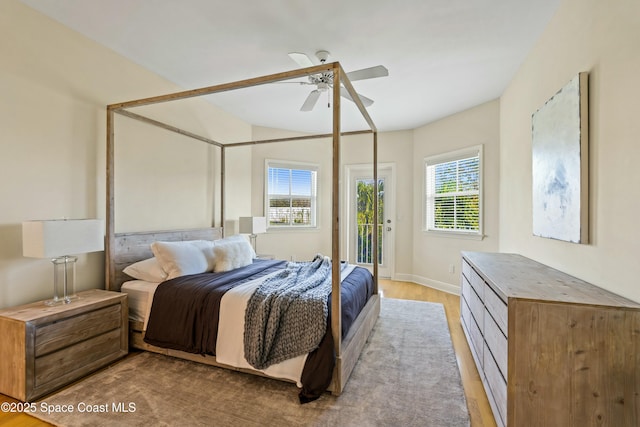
[449,264,455,274]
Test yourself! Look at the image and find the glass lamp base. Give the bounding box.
[48,255,78,305]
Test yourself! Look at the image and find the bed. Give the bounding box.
[105,61,381,398]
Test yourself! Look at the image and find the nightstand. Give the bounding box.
[0,289,128,401]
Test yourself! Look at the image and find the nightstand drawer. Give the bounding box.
[35,328,122,388]
[35,304,122,356]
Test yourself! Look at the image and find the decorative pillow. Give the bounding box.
[190,239,216,272]
[213,237,255,272]
[151,241,210,279]
[215,234,256,258]
[122,257,167,283]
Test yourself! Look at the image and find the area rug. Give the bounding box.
[34,298,469,426]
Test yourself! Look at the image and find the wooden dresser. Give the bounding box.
[0,289,128,401]
[460,251,640,427]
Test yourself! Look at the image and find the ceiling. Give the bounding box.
[20,0,560,133]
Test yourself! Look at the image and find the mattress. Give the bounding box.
[121,280,161,330]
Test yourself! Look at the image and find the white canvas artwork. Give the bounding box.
[532,72,588,243]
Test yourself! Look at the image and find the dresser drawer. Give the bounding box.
[461,294,472,333]
[484,342,507,427]
[35,304,122,357]
[468,284,484,333]
[461,275,471,307]
[484,308,507,379]
[462,299,484,366]
[469,267,485,300]
[484,284,508,337]
[462,259,473,283]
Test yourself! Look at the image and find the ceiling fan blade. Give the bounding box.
[288,52,315,68]
[340,87,374,107]
[346,65,389,82]
[301,90,321,111]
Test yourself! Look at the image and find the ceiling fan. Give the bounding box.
[287,50,388,111]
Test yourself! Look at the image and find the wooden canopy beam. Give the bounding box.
[108,63,337,111]
[113,109,223,147]
[226,129,372,147]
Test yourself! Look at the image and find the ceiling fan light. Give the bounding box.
[316,50,330,63]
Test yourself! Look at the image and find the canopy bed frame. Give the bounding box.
[105,61,380,395]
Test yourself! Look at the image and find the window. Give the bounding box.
[424,145,482,237]
[265,160,318,228]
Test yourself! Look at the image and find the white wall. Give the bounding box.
[413,100,501,292]
[499,0,640,302]
[0,1,251,308]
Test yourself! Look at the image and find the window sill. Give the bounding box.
[423,229,485,241]
[266,226,320,233]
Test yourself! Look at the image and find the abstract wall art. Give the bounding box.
[532,72,589,243]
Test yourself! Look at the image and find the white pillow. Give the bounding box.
[151,241,210,279]
[213,238,255,272]
[122,257,167,283]
[190,239,216,271]
[215,234,256,257]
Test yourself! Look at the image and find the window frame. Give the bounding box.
[264,159,319,230]
[423,145,484,239]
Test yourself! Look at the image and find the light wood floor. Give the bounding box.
[1,279,495,426]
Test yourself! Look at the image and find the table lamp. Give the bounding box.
[22,219,104,305]
[239,216,267,253]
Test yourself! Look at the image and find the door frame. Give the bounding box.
[343,162,396,278]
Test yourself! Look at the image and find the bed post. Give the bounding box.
[331,64,343,393]
[106,107,115,291]
[372,131,379,295]
[221,145,225,232]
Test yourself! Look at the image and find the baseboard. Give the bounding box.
[390,273,461,296]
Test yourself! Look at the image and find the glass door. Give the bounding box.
[346,164,394,278]
[356,177,384,266]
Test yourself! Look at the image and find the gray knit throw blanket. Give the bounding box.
[244,254,341,370]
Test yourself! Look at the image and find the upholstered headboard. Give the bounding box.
[108,227,223,291]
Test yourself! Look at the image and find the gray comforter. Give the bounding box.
[244,254,343,370]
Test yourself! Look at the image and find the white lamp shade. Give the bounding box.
[239,217,267,234]
[22,219,104,258]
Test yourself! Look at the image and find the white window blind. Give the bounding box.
[266,161,318,228]
[425,146,482,235]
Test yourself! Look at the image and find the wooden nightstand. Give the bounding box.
[0,289,128,402]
